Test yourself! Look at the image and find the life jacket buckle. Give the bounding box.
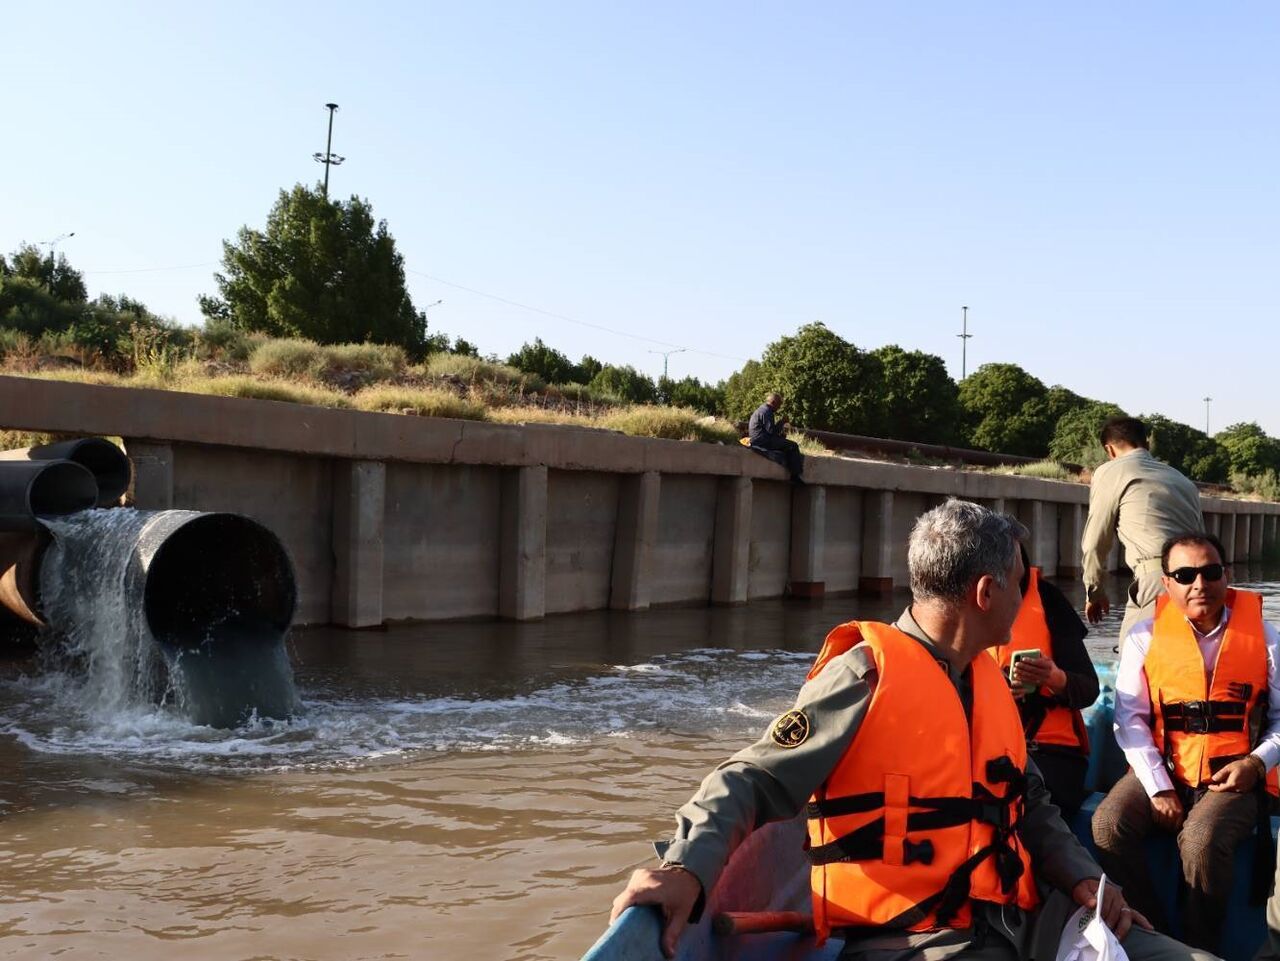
[978,801,1011,831]
[1181,700,1210,734]
[903,838,934,865]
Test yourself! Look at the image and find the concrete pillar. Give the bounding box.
[1250,513,1265,561]
[860,490,894,595]
[1057,503,1084,579]
[125,440,172,509]
[1220,512,1237,567]
[1265,515,1278,557]
[711,477,752,605]
[989,498,1007,516]
[1024,501,1057,576]
[331,460,385,628]
[1207,513,1221,539]
[1235,514,1251,563]
[499,465,547,621]
[610,471,660,611]
[788,484,826,598]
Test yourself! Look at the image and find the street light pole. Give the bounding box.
[956,305,973,379]
[1204,396,1212,435]
[313,103,346,198]
[648,347,688,380]
[36,232,76,289]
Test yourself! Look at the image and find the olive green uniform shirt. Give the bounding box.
[1081,449,1203,609]
[655,610,1101,959]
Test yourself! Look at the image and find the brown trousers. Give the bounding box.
[1092,769,1257,953]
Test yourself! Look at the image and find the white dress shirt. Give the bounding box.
[1114,604,1280,796]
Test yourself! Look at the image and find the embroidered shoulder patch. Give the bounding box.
[770,709,811,748]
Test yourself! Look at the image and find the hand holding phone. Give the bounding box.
[1008,648,1044,694]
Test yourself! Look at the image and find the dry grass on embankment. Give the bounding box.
[0,336,764,451]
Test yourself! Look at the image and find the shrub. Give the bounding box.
[248,338,326,378]
[993,460,1077,482]
[1231,470,1280,502]
[426,352,544,390]
[196,317,258,361]
[354,386,486,420]
[600,406,737,443]
[187,375,351,407]
[319,343,407,384]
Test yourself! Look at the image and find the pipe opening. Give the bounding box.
[30,461,100,516]
[142,514,297,650]
[61,439,131,506]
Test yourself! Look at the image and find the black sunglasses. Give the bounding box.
[1163,563,1226,585]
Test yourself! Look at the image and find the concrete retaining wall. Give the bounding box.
[3,374,1278,627]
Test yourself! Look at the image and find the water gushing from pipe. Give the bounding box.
[38,508,300,728]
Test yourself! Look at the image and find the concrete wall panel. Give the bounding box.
[170,445,334,625]
[545,470,620,614]
[889,492,928,585]
[748,481,791,599]
[383,463,502,621]
[650,475,717,606]
[823,486,863,594]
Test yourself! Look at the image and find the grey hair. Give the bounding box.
[908,499,1029,604]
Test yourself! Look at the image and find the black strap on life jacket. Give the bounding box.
[1161,698,1249,734]
[806,757,1029,927]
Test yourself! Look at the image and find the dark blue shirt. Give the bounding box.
[748,403,781,445]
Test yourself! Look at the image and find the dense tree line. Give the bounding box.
[7,178,1280,491]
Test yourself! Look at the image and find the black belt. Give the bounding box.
[1162,699,1247,734]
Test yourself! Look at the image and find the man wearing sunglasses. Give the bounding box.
[1092,532,1280,953]
[1081,416,1204,645]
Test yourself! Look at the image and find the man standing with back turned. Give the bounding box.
[1082,416,1203,643]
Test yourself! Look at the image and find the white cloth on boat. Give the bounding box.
[1114,605,1280,797]
[1054,874,1129,961]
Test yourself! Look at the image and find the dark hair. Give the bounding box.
[1160,532,1227,572]
[1099,416,1148,449]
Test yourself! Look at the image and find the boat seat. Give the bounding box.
[1071,792,1273,960]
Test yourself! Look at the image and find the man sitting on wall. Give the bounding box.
[1092,531,1280,952]
[746,391,805,485]
[611,499,1209,961]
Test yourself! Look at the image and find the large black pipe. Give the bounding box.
[0,438,131,507]
[0,460,99,531]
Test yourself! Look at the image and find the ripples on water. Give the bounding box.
[0,574,1276,960]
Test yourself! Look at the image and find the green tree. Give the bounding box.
[508,338,581,384]
[0,244,89,335]
[722,359,767,423]
[589,364,658,403]
[1214,422,1280,477]
[1049,401,1126,467]
[1143,414,1230,483]
[578,355,603,382]
[200,184,430,353]
[868,345,963,444]
[753,322,885,433]
[958,363,1050,455]
[658,375,724,414]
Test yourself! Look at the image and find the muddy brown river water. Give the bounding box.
[2,571,1277,960]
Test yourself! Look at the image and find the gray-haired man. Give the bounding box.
[610,500,1208,961]
[747,392,805,484]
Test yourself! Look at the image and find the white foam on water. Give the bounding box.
[0,647,812,772]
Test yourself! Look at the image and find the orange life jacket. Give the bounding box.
[989,567,1090,755]
[804,621,1039,943]
[1146,588,1278,795]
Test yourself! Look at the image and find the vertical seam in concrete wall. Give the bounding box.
[610,471,660,611]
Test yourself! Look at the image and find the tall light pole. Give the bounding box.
[36,232,76,290]
[957,305,973,379]
[648,347,688,380]
[313,103,345,198]
[1204,396,1212,435]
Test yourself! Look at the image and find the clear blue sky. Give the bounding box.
[5,2,1278,434]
